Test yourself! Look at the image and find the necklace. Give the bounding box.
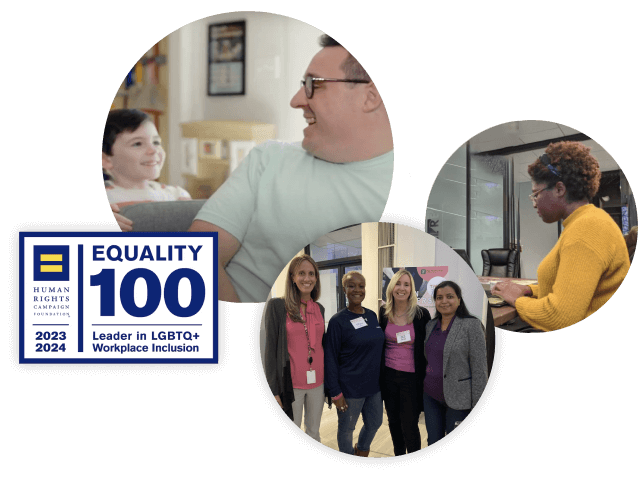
[392,306,410,325]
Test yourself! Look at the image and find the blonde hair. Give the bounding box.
[384,269,418,324]
[284,254,321,322]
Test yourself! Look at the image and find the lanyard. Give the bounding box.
[301,305,315,371]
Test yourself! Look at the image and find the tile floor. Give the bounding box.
[315,402,429,457]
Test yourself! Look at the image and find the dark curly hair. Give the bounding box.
[527,141,601,202]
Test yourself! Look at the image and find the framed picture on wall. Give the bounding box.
[199,139,223,159]
[208,20,246,96]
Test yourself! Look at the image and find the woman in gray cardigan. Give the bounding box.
[264,254,326,442]
[423,281,488,445]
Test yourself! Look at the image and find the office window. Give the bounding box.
[425,144,467,250]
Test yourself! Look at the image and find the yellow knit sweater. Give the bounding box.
[516,204,630,331]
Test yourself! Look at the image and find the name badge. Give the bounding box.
[396,330,411,343]
[350,317,367,329]
[307,370,316,384]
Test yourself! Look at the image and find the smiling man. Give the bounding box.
[189,35,394,302]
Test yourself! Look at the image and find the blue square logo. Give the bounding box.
[33,245,69,281]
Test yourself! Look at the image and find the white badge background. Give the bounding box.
[21,235,216,360]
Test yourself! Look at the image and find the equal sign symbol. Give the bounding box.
[39,253,63,272]
[33,245,70,281]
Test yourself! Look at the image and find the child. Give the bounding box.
[102,109,191,230]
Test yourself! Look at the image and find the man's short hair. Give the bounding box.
[319,34,371,83]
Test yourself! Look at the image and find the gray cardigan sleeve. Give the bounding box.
[468,319,489,407]
[264,298,284,397]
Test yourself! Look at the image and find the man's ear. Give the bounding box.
[362,83,383,113]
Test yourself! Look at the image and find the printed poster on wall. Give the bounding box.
[381,266,449,307]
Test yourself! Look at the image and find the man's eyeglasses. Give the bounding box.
[301,75,370,99]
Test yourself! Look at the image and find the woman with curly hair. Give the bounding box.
[492,141,630,331]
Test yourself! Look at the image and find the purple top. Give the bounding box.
[384,322,415,372]
[423,316,456,404]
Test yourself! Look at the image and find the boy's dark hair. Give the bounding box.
[318,34,371,83]
[102,109,150,155]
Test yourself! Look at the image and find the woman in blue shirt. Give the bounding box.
[324,271,385,456]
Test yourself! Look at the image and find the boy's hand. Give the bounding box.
[111,204,133,232]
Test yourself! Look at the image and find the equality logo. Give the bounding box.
[33,245,69,281]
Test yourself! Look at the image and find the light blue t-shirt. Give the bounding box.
[195,141,394,302]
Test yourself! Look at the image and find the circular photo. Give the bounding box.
[260,222,495,456]
[100,12,394,303]
[426,120,635,332]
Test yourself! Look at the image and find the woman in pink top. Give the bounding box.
[378,270,430,455]
[264,254,326,442]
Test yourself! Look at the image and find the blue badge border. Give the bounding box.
[19,232,218,364]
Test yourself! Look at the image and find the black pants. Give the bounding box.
[383,366,421,455]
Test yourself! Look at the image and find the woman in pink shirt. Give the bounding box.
[379,269,430,455]
[264,254,326,442]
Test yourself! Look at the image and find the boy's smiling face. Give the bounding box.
[102,121,165,187]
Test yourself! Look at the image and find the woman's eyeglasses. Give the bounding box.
[530,154,563,204]
[529,185,554,204]
[301,75,370,99]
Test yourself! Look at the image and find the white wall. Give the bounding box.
[361,222,379,313]
[166,12,323,187]
[396,223,436,267]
